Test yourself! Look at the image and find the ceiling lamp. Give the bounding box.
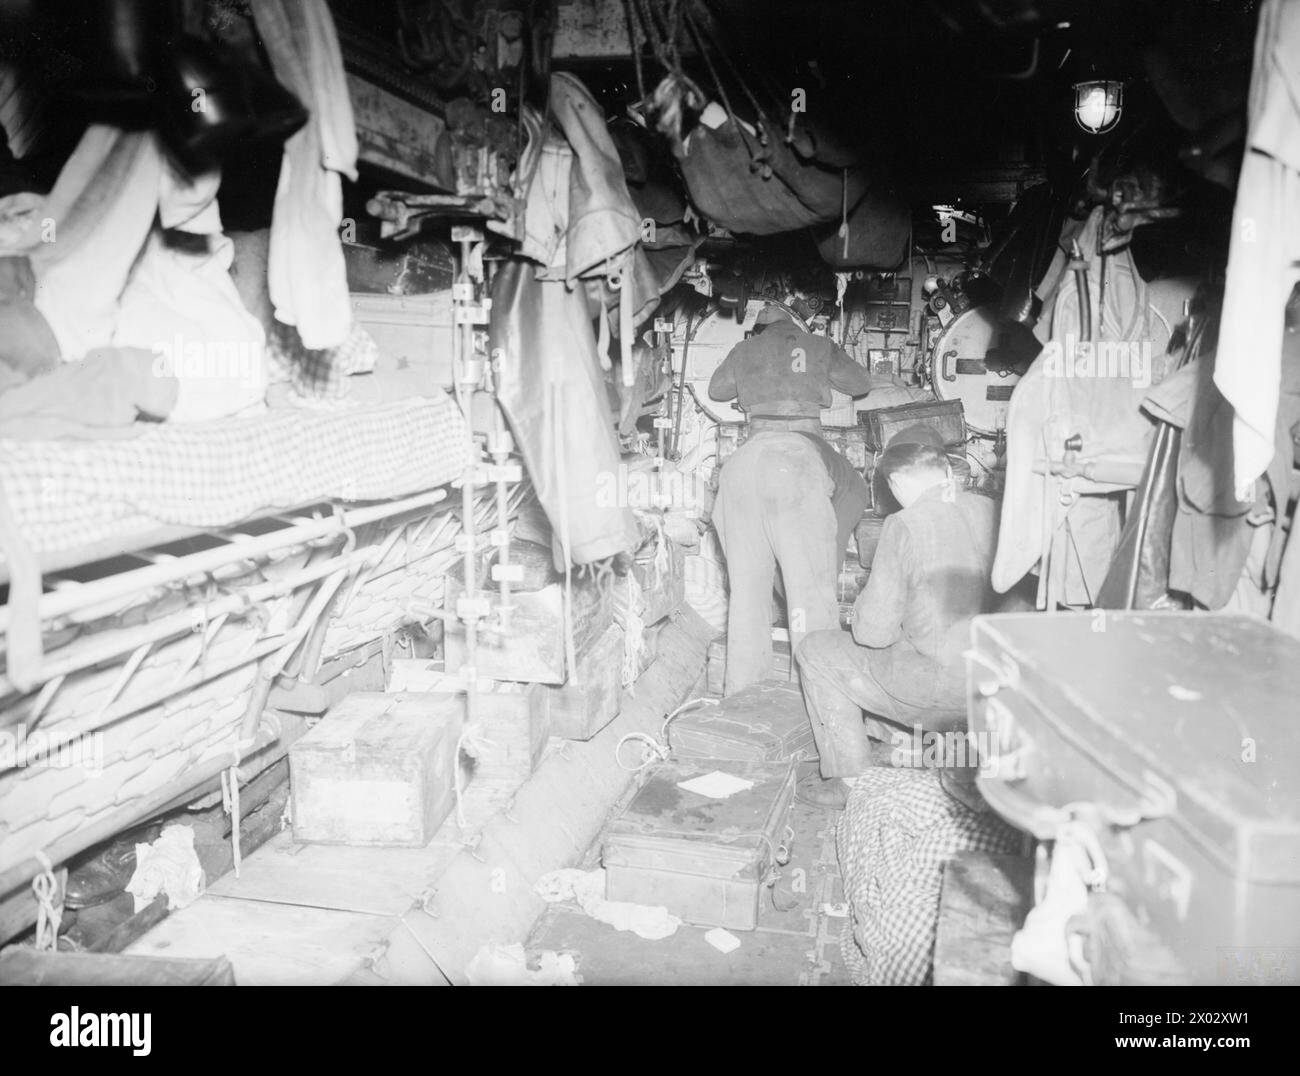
[1074,79,1124,134]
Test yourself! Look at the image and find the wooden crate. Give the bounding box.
[290,693,462,847]
[386,662,551,793]
[546,624,625,741]
[933,852,1033,986]
[463,683,550,791]
[444,577,612,686]
[632,539,685,626]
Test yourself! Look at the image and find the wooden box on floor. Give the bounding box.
[444,578,612,685]
[445,579,567,684]
[462,682,551,791]
[546,623,625,741]
[602,759,798,931]
[933,852,1033,986]
[289,692,462,847]
[387,660,550,789]
[632,538,685,626]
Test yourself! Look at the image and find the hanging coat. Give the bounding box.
[489,258,640,565]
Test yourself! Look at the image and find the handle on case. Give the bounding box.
[975,694,1177,839]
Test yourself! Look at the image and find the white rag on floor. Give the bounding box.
[465,943,579,986]
[534,867,682,941]
[251,0,358,350]
[125,825,205,914]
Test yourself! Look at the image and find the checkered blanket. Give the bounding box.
[268,321,380,401]
[0,394,470,556]
[836,767,1022,986]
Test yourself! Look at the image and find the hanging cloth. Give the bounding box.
[251,0,358,350]
[489,259,640,565]
[1214,0,1300,499]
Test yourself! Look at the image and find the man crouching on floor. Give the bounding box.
[793,440,997,810]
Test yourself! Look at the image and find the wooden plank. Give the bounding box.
[204,748,525,917]
[205,831,449,918]
[933,851,1034,986]
[0,948,235,986]
[125,895,393,986]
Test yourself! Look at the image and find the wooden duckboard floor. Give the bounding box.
[127,609,719,985]
[124,759,522,985]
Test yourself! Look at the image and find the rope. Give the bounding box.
[31,850,61,951]
[453,720,496,830]
[621,571,645,690]
[685,1,769,138]
[689,0,788,118]
[552,383,578,686]
[615,731,670,772]
[623,0,647,104]
[614,696,718,771]
[660,695,719,742]
[683,6,759,164]
[221,758,244,879]
[687,1,763,111]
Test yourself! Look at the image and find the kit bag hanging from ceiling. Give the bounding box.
[813,185,911,270]
[676,114,870,236]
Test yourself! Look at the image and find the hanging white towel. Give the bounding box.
[1214,0,1300,498]
[251,0,359,350]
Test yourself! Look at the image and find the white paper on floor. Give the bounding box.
[677,771,755,799]
[535,868,683,940]
[125,824,205,913]
[704,927,741,954]
[465,942,579,986]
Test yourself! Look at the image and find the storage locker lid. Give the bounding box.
[667,681,812,760]
[295,692,462,755]
[970,612,1300,883]
[604,759,797,867]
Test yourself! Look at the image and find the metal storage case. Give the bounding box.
[668,682,816,763]
[602,759,797,931]
[968,611,1300,984]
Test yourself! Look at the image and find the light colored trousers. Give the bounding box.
[712,431,840,695]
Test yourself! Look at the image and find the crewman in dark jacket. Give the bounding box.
[708,306,872,694]
[794,440,998,808]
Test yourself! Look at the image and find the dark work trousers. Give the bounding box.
[796,629,969,779]
[713,422,845,695]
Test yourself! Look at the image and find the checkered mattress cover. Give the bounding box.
[0,393,470,557]
[836,767,1023,986]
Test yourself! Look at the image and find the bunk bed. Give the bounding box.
[0,388,527,940]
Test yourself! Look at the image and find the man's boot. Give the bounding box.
[795,773,849,811]
[64,822,161,910]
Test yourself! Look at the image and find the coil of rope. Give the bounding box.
[614,695,719,772]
